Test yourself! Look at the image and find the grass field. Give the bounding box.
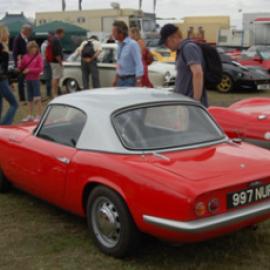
[1,86,270,270]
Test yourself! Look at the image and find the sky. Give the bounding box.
[1,0,270,28]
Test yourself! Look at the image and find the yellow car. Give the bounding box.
[151,48,176,64]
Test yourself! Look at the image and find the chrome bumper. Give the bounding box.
[143,200,270,233]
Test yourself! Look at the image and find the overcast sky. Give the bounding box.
[1,0,270,28]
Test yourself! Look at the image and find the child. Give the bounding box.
[19,41,43,122]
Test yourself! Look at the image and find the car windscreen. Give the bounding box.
[258,46,270,60]
[113,104,225,151]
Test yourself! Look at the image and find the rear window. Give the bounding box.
[113,104,225,151]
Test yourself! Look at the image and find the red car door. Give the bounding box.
[6,105,87,207]
[17,135,76,206]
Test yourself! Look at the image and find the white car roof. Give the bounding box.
[49,88,197,153]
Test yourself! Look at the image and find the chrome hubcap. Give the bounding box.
[67,80,77,92]
[91,197,121,248]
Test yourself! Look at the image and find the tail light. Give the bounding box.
[194,202,207,217]
[195,198,221,218]
[208,198,220,214]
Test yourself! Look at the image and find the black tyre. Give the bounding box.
[87,186,141,258]
[0,169,11,193]
[216,73,234,93]
[65,79,79,93]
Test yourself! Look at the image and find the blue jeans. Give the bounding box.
[17,74,26,102]
[0,80,18,125]
[117,77,136,87]
[26,80,41,102]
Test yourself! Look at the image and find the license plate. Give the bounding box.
[258,84,270,90]
[227,183,270,209]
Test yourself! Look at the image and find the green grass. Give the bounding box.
[1,86,270,270]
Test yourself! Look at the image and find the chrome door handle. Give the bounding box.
[57,157,70,164]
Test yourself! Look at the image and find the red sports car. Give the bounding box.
[238,46,270,76]
[209,97,270,145]
[1,89,270,258]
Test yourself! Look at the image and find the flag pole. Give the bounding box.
[139,0,142,10]
[62,0,66,11]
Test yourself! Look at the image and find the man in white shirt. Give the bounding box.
[75,35,102,89]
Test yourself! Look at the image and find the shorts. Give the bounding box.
[26,80,41,102]
[50,63,64,80]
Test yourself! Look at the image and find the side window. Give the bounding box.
[98,48,116,63]
[37,106,87,147]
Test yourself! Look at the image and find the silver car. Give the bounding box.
[60,44,176,92]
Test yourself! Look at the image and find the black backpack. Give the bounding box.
[181,41,223,86]
[81,40,95,58]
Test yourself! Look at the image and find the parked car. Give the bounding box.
[209,97,270,147]
[216,52,270,93]
[238,45,270,72]
[216,46,243,61]
[145,38,160,48]
[60,44,176,92]
[2,88,270,257]
[150,48,176,64]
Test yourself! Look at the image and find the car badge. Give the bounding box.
[249,181,262,188]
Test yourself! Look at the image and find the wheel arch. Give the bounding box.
[81,178,129,215]
[222,71,236,82]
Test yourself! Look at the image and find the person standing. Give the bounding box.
[159,24,208,107]
[13,24,32,104]
[41,33,53,99]
[19,41,43,122]
[0,26,18,125]
[50,28,65,97]
[74,35,102,89]
[129,27,153,88]
[112,21,143,87]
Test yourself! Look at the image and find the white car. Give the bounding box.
[60,44,176,92]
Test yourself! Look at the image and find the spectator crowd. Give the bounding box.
[0,20,207,126]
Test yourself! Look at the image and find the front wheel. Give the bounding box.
[87,186,141,258]
[216,73,234,93]
[0,169,11,193]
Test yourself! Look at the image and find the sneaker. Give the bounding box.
[22,115,34,122]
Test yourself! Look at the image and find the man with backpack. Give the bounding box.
[159,24,222,107]
[75,35,101,89]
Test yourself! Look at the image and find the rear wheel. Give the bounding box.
[0,169,11,193]
[86,186,141,258]
[216,73,234,93]
[65,79,79,93]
